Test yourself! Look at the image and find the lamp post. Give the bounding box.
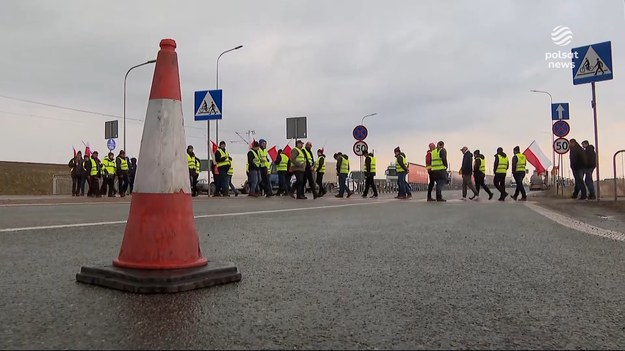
[215,45,243,148]
[123,59,156,153]
[359,113,377,193]
[530,89,557,192]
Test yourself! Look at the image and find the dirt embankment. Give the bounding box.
[0,161,70,195]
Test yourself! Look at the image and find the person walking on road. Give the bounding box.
[460,146,479,200]
[315,149,327,197]
[362,151,378,198]
[128,157,137,195]
[215,141,231,197]
[227,156,239,196]
[570,138,587,200]
[258,139,273,197]
[511,146,527,201]
[247,141,262,197]
[304,141,319,199]
[116,150,130,197]
[582,140,597,200]
[275,149,290,196]
[394,147,409,199]
[68,151,83,196]
[431,141,448,202]
[290,140,307,199]
[335,152,353,198]
[426,143,436,201]
[187,145,199,197]
[100,152,116,197]
[85,151,101,197]
[473,150,493,200]
[493,147,509,201]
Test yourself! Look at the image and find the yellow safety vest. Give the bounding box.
[187,154,195,170]
[216,149,230,168]
[316,155,326,173]
[496,155,509,174]
[304,148,313,166]
[367,156,376,173]
[475,157,486,174]
[339,156,349,174]
[102,158,116,176]
[250,149,261,168]
[89,158,98,176]
[515,153,526,172]
[258,148,269,168]
[431,149,445,171]
[277,154,289,172]
[396,155,406,173]
[195,158,201,173]
[227,161,234,176]
[294,147,305,167]
[117,157,129,171]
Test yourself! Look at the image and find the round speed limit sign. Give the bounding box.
[353,140,368,156]
[553,137,570,154]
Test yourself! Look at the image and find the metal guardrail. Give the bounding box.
[613,150,625,201]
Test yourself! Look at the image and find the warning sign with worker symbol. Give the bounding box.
[194,89,222,121]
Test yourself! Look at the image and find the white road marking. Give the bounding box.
[0,201,131,208]
[0,200,394,233]
[525,202,625,242]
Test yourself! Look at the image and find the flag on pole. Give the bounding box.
[211,140,218,154]
[82,141,91,157]
[283,144,292,158]
[523,140,552,175]
[249,138,256,149]
[267,146,278,162]
[73,146,77,157]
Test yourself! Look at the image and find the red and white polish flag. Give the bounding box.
[523,140,552,174]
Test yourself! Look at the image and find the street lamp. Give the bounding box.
[123,59,156,153]
[215,45,243,147]
[530,89,557,192]
[359,113,377,192]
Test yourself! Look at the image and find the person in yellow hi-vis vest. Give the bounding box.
[511,146,527,201]
[100,152,117,197]
[493,147,509,201]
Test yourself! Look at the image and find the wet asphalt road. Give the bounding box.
[1,191,625,349]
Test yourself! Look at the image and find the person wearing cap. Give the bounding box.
[362,150,378,198]
[315,149,327,197]
[258,139,273,197]
[290,140,307,199]
[275,149,290,196]
[460,146,479,200]
[431,141,448,202]
[214,141,231,197]
[473,150,493,200]
[394,147,409,199]
[581,140,596,200]
[425,143,436,201]
[493,147,509,201]
[187,145,199,196]
[116,150,130,197]
[247,141,262,197]
[335,152,353,198]
[100,152,117,197]
[511,146,528,201]
[84,151,100,197]
[303,141,320,199]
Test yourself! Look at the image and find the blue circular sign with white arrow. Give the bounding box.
[552,120,570,138]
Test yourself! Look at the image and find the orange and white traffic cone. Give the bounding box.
[77,39,241,293]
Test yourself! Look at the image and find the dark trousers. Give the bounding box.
[493,173,507,198]
[294,171,305,198]
[427,171,435,199]
[338,173,348,196]
[363,174,377,196]
[584,168,596,198]
[316,172,326,195]
[260,167,272,196]
[118,171,129,195]
[277,171,288,194]
[79,176,86,195]
[129,174,135,194]
[474,174,493,196]
[71,175,80,195]
[572,168,587,198]
[513,171,527,199]
[397,172,407,197]
[189,170,198,196]
[433,170,447,200]
[100,175,115,197]
[87,176,99,197]
[304,168,317,196]
[218,166,230,195]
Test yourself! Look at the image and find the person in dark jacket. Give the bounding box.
[247,142,262,197]
[425,143,435,201]
[85,151,101,197]
[362,150,378,198]
[582,140,596,200]
[128,157,137,194]
[315,149,327,197]
[432,141,448,202]
[68,151,83,196]
[473,150,493,200]
[493,147,509,201]
[510,146,527,201]
[394,147,409,199]
[275,149,291,196]
[459,147,479,200]
[569,138,587,199]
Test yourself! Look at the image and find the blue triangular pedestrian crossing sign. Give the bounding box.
[194,90,222,120]
[572,41,613,85]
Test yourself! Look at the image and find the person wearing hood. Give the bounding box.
[569,138,587,200]
[362,150,378,198]
[431,141,448,202]
[68,150,83,196]
[473,150,493,200]
[582,140,596,200]
[425,143,436,201]
[334,152,353,198]
[129,157,137,195]
[493,147,509,201]
[459,146,479,200]
[394,147,409,199]
[511,146,527,201]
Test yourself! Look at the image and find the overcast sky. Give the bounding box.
[1,0,624,180]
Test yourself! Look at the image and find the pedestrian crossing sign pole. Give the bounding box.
[571,41,613,201]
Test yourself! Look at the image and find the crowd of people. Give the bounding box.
[67,150,136,198]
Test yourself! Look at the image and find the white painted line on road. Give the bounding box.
[0,201,131,208]
[0,199,395,233]
[525,202,625,242]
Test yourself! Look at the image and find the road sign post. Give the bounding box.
[353,140,368,156]
[195,89,223,197]
[572,41,613,200]
[353,125,369,193]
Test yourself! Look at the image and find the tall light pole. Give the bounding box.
[215,45,243,148]
[530,89,556,190]
[123,59,156,153]
[359,113,377,192]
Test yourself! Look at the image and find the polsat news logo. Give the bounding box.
[545,25,578,69]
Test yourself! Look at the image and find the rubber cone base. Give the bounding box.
[76,261,241,293]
